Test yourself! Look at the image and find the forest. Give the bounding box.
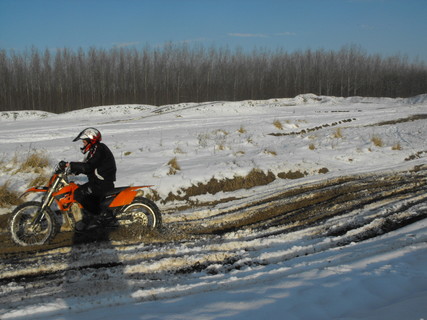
[1,44,426,112]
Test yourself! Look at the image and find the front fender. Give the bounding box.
[19,187,48,199]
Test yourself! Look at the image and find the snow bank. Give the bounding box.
[1,94,427,319]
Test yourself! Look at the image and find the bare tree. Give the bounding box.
[1,45,426,112]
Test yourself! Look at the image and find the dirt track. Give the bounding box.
[1,165,427,314]
[1,165,427,258]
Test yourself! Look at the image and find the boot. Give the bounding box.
[74,210,97,232]
[96,210,118,228]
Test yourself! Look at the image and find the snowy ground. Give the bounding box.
[1,94,427,319]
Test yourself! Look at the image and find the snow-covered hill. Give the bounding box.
[1,94,427,319]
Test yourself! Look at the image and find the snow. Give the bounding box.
[1,93,427,319]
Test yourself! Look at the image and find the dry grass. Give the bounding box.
[0,150,50,206]
[0,157,5,170]
[405,150,427,161]
[136,188,161,202]
[264,149,277,156]
[234,151,246,156]
[164,169,275,202]
[216,144,226,151]
[28,174,49,187]
[237,126,247,134]
[167,157,181,175]
[392,143,402,150]
[174,147,186,154]
[309,143,316,150]
[333,127,343,138]
[278,170,308,180]
[0,181,22,207]
[273,120,284,130]
[18,151,49,173]
[371,135,384,147]
[318,167,329,174]
[214,129,229,136]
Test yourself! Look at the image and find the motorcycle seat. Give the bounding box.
[104,186,129,197]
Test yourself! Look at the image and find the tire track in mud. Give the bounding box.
[171,166,427,236]
[1,165,427,316]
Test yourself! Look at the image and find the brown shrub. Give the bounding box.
[273,120,283,130]
[164,169,276,202]
[392,143,402,150]
[371,135,384,147]
[18,152,49,173]
[318,167,329,174]
[167,157,181,175]
[333,128,343,138]
[28,174,49,187]
[0,182,22,207]
[277,170,307,179]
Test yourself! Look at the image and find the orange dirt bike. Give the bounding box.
[9,161,162,246]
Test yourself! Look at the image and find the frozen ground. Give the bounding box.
[1,94,427,319]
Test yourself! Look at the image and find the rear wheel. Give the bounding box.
[9,201,59,246]
[117,197,162,232]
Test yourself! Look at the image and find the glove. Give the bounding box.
[54,161,67,173]
[65,165,72,175]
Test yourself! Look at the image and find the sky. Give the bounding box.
[0,0,427,63]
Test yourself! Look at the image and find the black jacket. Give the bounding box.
[70,143,117,192]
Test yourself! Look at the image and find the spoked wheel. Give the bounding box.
[117,197,162,232]
[9,201,59,246]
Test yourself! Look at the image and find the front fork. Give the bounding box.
[29,178,61,228]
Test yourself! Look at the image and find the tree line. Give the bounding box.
[1,44,426,112]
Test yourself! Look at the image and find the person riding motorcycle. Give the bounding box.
[66,127,117,231]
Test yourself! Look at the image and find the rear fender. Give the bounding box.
[109,185,153,207]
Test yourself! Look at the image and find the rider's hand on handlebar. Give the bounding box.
[65,162,72,174]
[54,160,67,173]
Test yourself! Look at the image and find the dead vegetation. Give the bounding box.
[0,182,22,207]
[263,149,278,156]
[273,120,284,130]
[365,114,427,127]
[333,128,343,139]
[237,126,247,134]
[188,166,427,236]
[278,170,307,180]
[0,151,50,207]
[161,166,331,205]
[405,150,427,161]
[371,135,384,147]
[391,143,402,151]
[164,169,276,203]
[167,157,181,175]
[28,174,49,187]
[269,118,356,136]
[18,151,49,173]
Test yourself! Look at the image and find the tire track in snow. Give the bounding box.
[1,166,427,317]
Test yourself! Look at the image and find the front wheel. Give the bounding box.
[117,197,162,232]
[9,201,59,246]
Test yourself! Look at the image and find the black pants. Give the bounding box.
[74,182,113,215]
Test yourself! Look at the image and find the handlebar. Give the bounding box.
[54,161,68,174]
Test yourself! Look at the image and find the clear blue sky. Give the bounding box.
[1,0,426,63]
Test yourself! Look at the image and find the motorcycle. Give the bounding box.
[9,161,162,246]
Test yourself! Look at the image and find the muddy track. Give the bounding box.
[170,166,427,235]
[1,165,427,315]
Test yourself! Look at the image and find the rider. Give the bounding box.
[66,127,117,231]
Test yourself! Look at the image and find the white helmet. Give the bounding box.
[73,127,102,154]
